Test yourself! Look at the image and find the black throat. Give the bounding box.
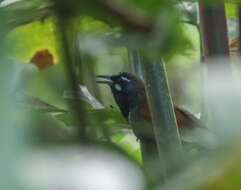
[112,87,146,121]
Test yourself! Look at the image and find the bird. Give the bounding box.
[97,72,203,143]
[96,72,216,183]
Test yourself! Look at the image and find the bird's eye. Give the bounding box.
[114,83,122,91]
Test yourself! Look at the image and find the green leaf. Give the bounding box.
[16,91,67,112]
[225,3,237,18]
[56,107,128,128]
[2,0,53,31]
[112,133,141,163]
[7,17,60,64]
[126,0,169,14]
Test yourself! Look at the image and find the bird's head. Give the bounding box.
[97,72,146,119]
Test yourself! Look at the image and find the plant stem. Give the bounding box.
[198,1,231,128]
[127,48,143,78]
[238,7,241,55]
[141,56,183,182]
[198,1,230,59]
[55,1,87,142]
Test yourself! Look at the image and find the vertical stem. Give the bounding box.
[81,53,101,99]
[198,1,231,127]
[55,1,87,142]
[238,7,241,55]
[141,56,183,181]
[73,40,101,100]
[127,48,143,78]
[199,1,230,59]
[197,23,208,122]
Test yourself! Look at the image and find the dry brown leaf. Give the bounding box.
[229,37,240,55]
[30,49,54,69]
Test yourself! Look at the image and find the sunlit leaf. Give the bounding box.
[125,0,168,14]
[225,3,237,18]
[112,133,141,163]
[7,17,60,64]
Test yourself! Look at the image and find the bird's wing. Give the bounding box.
[133,104,217,149]
[174,107,218,149]
[136,101,203,130]
[174,106,203,130]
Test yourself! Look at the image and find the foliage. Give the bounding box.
[1,0,241,189]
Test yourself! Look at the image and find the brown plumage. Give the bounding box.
[137,99,199,130]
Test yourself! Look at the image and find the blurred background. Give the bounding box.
[1,0,241,189]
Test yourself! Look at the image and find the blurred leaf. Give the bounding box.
[2,0,53,31]
[5,5,66,109]
[55,111,75,126]
[178,2,199,25]
[125,0,169,14]
[16,91,66,112]
[31,111,77,143]
[7,17,60,64]
[56,107,128,128]
[197,148,241,190]
[13,60,68,111]
[112,133,141,163]
[73,16,110,35]
[167,23,200,66]
[225,3,237,18]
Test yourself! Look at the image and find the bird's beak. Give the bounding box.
[96,75,113,86]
